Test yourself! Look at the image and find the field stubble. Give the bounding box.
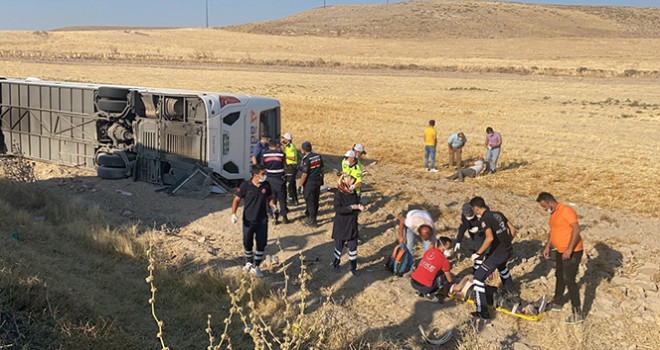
[1,57,659,216]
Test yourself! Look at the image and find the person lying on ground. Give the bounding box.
[410,237,455,301]
[445,157,485,182]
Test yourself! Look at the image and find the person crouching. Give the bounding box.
[332,174,364,276]
[410,237,455,301]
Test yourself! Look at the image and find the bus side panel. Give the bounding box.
[0,81,97,168]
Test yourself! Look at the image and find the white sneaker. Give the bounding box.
[429,168,438,173]
[250,266,264,278]
[243,262,253,272]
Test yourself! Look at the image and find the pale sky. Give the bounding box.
[0,0,657,30]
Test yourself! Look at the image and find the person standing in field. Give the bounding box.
[342,150,363,198]
[484,127,502,174]
[230,164,276,278]
[424,120,438,172]
[262,139,289,224]
[298,141,324,227]
[251,133,270,165]
[331,174,364,276]
[469,196,517,320]
[281,133,300,206]
[536,192,584,324]
[447,131,467,169]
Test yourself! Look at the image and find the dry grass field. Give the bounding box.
[1,1,660,349]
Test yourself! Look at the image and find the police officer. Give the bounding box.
[341,150,362,197]
[262,139,289,224]
[454,203,490,271]
[230,164,275,278]
[298,141,324,227]
[251,133,270,165]
[281,133,299,206]
[469,196,517,320]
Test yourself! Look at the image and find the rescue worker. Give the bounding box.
[454,203,489,271]
[341,150,363,197]
[251,133,270,165]
[262,139,289,224]
[281,133,300,206]
[230,164,276,278]
[332,174,364,276]
[298,141,324,227]
[410,237,455,301]
[469,196,517,320]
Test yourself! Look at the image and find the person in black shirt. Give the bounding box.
[454,202,490,272]
[298,141,324,227]
[332,174,364,276]
[231,164,275,278]
[262,139,289,224]
[468,196,517,320]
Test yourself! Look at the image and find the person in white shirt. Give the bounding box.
[445,157,485,182]
[397,209,437,263]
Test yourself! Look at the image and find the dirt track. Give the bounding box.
[32,152,660,348]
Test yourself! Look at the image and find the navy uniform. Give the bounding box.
[473,209,515,319]
[262,143,289,223]
[299,142,324,227]
[236,179,272,270]
[455,203,491,271]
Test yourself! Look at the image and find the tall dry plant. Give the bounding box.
[146,246,332,350]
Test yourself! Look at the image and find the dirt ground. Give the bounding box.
[29,148,660,349]
[2,3,660,345]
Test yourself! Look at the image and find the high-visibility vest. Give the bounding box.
[284,143,299,165]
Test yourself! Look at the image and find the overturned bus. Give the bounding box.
[0,77,280,187]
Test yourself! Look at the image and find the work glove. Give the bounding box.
[231,214,238,224]
[454,242,461,251]
[270,205,279,215]
[470,253,482,262]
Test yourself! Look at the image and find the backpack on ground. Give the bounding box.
[386,243,413,276]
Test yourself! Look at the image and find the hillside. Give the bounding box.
[227,1,660,39]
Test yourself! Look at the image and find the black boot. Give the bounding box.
[350,260,358,276]
[283,214,290,224]
[332,258,341,273]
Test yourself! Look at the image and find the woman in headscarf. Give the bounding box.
[332,174,364,276]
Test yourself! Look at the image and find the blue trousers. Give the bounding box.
[485,147,501,172]
[424,146,436,169]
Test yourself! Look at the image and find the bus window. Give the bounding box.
[259,107,280,140]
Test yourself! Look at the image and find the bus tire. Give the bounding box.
[97,166,128,180]
[97,87,130,100]
[97,99,128,113]
[97,152,136,168]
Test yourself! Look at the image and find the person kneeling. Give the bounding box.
[410,237,455,302]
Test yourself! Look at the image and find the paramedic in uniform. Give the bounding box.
[262,139,289,224]
[230,164,275,278]
[298,141,324,227]
[282,133,299,205]
[454,203,489,271]
[469,196,517,320]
